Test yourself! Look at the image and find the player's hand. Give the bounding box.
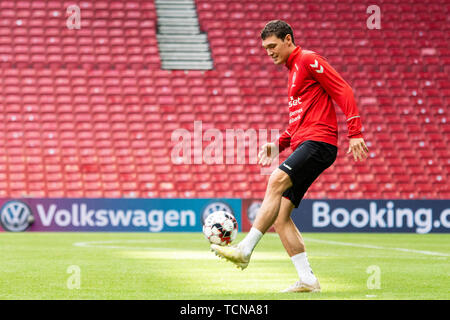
[347,137,369,161]
[258,142,278,166]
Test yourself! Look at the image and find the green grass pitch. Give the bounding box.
[0,232,448,300]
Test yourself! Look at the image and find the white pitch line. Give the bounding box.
[304,237,450,257]
[73,239,207,251]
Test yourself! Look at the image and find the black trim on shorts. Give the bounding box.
[279,140,337,208]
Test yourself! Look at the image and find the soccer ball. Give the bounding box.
[203,210,238,246]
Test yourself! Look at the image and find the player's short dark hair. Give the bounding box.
[260,20,295,44]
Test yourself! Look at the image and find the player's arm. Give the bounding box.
[304,53,369,161]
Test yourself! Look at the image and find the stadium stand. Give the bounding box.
[0,0,448,199]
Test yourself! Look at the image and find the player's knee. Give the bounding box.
[267,169,292,195]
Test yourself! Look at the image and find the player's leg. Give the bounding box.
[273,197,304,256]
[236,168,292,256]
[211,169,293,269]
[274,141,337,290]
[252,168,293,233]
[274,197,320,292]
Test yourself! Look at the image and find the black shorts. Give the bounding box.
[279,140,337,208]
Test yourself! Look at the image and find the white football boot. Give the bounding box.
[210,244,250,270]
[281,279,321,293]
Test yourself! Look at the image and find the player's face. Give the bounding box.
[262,34,292,65]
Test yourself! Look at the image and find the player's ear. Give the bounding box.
[284,34,292,45]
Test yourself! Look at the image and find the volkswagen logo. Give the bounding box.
[201,201,233,224]
[0,200,34,232]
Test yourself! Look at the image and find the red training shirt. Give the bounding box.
[276,46,363,153]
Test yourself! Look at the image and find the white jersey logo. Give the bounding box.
[310,59,324,73]
[289,96,302,108]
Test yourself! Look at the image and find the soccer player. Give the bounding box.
[211,20,369,292]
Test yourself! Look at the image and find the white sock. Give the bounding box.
[291,252,317,285]
[238,227,263,258]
